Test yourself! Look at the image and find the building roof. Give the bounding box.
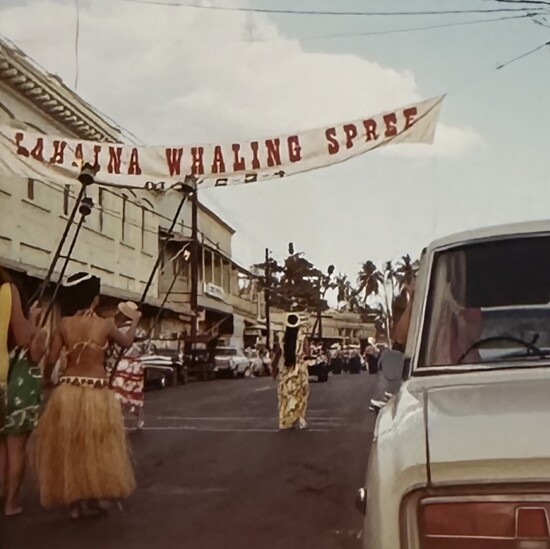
[199,201,236,235]
[0,36,121,142]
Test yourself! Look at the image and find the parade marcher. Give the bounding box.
[277,313,310,431]
[270,334,282,379]
[35,272,140,519]
[0,269,46,516]
[105,302,146,430]
[365,337,379,374]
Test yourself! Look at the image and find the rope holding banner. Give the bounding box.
[32,182,87,306]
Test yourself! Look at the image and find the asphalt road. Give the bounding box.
[1,372,378,549]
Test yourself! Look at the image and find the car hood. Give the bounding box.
[418,368,550,485]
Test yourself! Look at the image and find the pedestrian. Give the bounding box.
[270,334,282,379]
[0,269,47,517]
[105,301,146,430]
[277,313,310,431]
[34,272,140,519]
[365,337,379,374]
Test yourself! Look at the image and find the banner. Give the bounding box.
[0,96,443,191]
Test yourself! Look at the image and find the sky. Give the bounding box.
[1,0,549,284]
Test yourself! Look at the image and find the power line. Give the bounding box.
[74,0,80,91]
[122,0,544,16]
[298,12,535,39]
[488,0,550,5]
[496,38,550,70]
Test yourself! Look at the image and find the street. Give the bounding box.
[2,373,377,549]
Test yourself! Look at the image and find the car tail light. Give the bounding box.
[419,499,550,549]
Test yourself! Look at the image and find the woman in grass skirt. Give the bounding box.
[35,272,141,519]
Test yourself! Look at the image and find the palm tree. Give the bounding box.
[357,260,382,301]
[394,254,418,289]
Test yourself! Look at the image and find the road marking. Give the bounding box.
[252,386,273,392]
[139,426,332,433]
[146,485,229,496]
[151,415,347,421]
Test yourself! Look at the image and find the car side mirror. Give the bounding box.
[379,350,405,382]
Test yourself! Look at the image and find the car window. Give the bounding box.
[418,235,550,368]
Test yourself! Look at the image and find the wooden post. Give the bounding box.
[265,248,271,350]
[190,189,199,338]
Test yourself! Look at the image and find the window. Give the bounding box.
[98,189,104,232]
[419,235,550,368]
[27,178,35,200]
[63,185,70,215]
[141,207,146,250]
[121,194,128,241]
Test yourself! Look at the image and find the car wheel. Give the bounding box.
[243,367,252,378]
[318,374,329,383]
[159,375,167,389]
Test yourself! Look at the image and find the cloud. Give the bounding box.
[0,0,481,160]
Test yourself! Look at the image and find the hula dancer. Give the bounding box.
[277,313,310,431]
[35,272,140,519]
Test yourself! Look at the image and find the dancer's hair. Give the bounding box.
[59,272,101,316]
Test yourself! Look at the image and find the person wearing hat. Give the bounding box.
[106,301,146,429]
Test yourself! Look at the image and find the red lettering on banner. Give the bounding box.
[92,145,101,172]
[14,133,29,157]
[191,147,205,175]
[31,138,44,161]
[265,138,282,167]
[74,143,83,163]
[165,148,184,176]
[128,148,142,175]
[250,142,261,170]
[343,124,358,149]
[232,144,246,171]
[288,136,302,163]
[49,140,67,164]
[383,113,398,137]
[363,119,379,142]
[325,128,339,155]
[211,146,226,174]
[403,107,418,130]
[107,146,123,174]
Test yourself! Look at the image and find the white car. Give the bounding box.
[214,346,251,378]
[359,220,550,548]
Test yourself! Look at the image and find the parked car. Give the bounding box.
[139,353,179,389]
[183,336,217,382]
[214,346,251,378]
[357,220,550,549]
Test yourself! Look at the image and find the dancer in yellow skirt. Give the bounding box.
[35,272,141,519]
[277,313,310,431]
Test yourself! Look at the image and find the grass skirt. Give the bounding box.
[34,382,136,508]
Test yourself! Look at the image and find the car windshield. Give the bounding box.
[217,348,238,356]
[418,234,550,368]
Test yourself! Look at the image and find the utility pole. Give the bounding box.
[190,189,199,338]
[264,248,271,350]
[317,276,323,340]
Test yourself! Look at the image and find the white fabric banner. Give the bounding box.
[0,96,443,191]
